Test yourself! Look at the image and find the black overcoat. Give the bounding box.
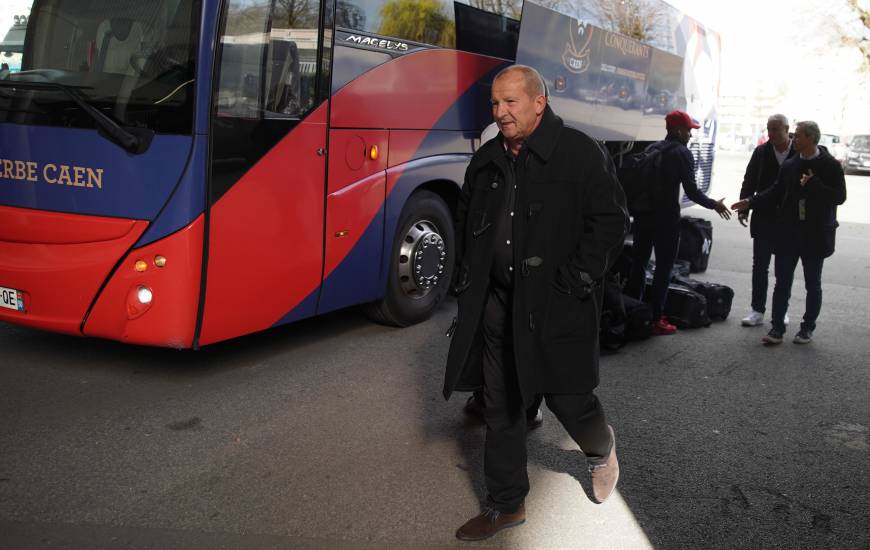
[443,106,629,405]
[739,141,796,239]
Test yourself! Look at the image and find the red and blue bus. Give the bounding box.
[0,0,719,348]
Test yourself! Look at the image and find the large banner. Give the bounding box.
[516,0,720,144]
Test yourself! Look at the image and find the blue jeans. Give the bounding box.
[771,250,824,333]
[750,236,775,313]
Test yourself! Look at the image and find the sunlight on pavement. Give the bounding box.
[494,435,654,550]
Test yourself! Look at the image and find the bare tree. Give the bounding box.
[275,0,318,28]
[841,0,870,70]
[595,0,663,42]
[469,0,522,21]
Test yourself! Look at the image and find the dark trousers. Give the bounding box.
[482,285,611,513]
[626,213,680,319]
[750,236,775,314]
[771,248,824,333]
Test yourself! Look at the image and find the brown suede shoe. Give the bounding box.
[589,425,619,503]
[455,503,526,541]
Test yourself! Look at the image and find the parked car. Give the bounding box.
[819,133,848,167]
[844,135,870,174]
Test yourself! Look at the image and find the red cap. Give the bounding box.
[665,110,701,129]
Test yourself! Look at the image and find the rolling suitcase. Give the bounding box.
[671,276,734,321]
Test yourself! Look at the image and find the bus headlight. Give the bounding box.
[126,285,153,319]
[137,286,153,304]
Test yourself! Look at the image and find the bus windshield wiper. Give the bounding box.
[0,80,144,154]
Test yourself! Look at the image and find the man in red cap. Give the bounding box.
[624,110,730,334]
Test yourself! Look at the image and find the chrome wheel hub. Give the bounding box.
[398,220,446,298]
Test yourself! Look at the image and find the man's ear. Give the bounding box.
[534,95,546,115]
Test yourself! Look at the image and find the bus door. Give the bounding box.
[318,127,388,315]
[198,0,333,345]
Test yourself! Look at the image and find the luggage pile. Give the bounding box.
[598,217,733,352]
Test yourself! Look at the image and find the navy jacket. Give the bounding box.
[655,135,718,220]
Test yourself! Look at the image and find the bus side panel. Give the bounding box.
[198,105,328,346]
[329,49,503,130]
[316,172,385,315]
[0,207,148,335]
[313,50,500,312]
[387,130,477,169]
[83,216,204,349]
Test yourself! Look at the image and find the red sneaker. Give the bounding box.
[652,317,677,335]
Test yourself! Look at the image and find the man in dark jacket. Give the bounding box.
[444,65,629,541]
[732,120,846,344]
[624,110,730,335]
[738,114,796,327]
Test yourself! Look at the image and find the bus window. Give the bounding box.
[216,0,320,120]
[335,0,521,49]
[0,0,199,134]
[1,11,28,75]
[454,2,519,60]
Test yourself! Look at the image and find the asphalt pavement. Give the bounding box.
[1,152,869,549]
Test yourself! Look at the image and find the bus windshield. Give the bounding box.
[0,0,200,135]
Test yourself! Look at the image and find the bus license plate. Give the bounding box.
[0,286,25,312]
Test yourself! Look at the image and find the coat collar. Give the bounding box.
[473,105,564,168]
[523,104,563,162]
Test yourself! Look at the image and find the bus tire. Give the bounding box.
[365,190,455,327]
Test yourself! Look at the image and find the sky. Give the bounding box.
[666,0,870,135]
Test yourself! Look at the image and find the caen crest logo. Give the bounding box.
[562,21,593,74]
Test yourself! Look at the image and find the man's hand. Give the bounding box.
[731,198,751,212]
[738,210,749,227]
[714,198,731,220]
[800,169,814,187]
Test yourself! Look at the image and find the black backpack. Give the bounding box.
[618,141,676,215]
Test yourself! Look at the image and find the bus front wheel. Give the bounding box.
[366,190,455,327]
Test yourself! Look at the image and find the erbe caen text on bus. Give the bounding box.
[0,159,104,189]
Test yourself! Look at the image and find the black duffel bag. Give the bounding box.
[671,276,734,321]
[677,217,713,273]
[661,284,711,329]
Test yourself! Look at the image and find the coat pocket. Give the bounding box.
[545,284,589,341]
[471,210,491,238]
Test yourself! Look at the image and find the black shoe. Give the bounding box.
[762,328,783,345]
[456,503,525,541]
[793,329,813,344]
[526,409,543,430]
